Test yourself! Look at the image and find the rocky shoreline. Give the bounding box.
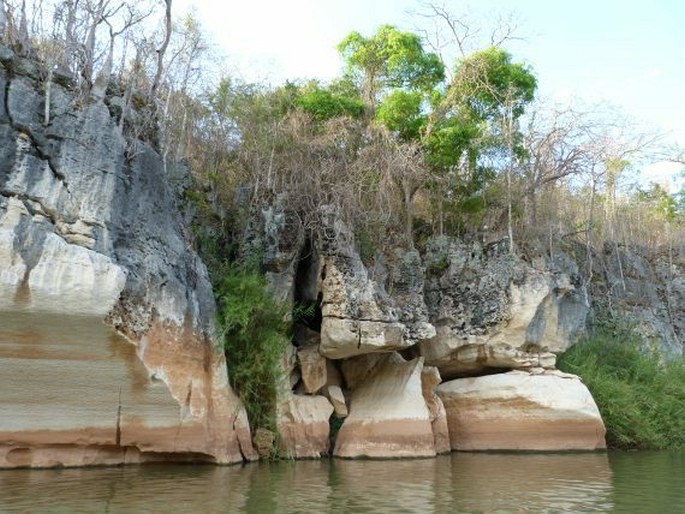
[0,43,637,468]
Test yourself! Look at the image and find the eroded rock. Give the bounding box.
[319,240,435,359]
[420,366,450,455]
[334,353,436,458]
[297,345,327,394]
[0,50,254,468]
[421,237,587,378]
[327,385,348,418]
[277,392,334,459]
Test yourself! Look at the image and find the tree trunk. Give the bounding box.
[583,173,597,308]
[43,69,52,125]
[151,0,172,96]
[505,103,515,254]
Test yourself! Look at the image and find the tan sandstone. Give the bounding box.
[437,370,606,451]
[297,345,327,394]
[277,392,334,458]
[0,299,255,468]
[334,353,437,458]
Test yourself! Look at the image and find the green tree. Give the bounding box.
[337,24,444,112]
[294,83,364,122]
[425,46,537,240]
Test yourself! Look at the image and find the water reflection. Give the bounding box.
[0,453,622,513]
[610,451,685,513]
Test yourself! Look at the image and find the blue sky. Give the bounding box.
[176,0,684,183]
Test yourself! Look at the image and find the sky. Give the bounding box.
[174,0,684,187]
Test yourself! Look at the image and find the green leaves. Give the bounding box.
[216,265,289,440]
[453,46,537,121]
[295,87,364,122]
[338,24,445,105]
[375,90,425,140]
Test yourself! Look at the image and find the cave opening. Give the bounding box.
[293,238,322,338]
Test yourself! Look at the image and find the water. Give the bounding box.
[1,451,683,513]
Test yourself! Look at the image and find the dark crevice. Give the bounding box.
[1,189,58,225]
[293,237,322,333]
[322,313,399,324]
[34,140,68,187]
[451,366,513,379]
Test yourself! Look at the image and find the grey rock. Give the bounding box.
[420,237,587,378]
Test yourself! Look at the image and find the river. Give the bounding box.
[1,451,683,513]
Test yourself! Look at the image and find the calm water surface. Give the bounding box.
[1,451,683,513]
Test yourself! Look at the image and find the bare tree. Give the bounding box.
[412,1,523,78]
[150,0,171,96]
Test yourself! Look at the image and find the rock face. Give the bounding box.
[0,47,253,468]
[437,370,606,451]
[319,217,435,360]
[334,353,438,458]
[421,237,588,379]
[277,392,334,459]
[591,242,685,357]
[242,202,607,459]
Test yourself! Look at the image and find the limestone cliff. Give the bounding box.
[0,46,253,468]
[243,201,606,458]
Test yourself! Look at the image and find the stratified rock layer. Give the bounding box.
[437,370,606,451]
[334,353,437,458]
[319,215,435,360]
[0,47,253,467]
[277,392,334,458]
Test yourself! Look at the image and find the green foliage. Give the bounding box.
[375,89,425,140]
[292,300,317,325]
[635,182,683,221]
[424,119,481,170]
[354,226,378,264]
[557,314,685,450]
[295,86,364,121]
[215,265,289,443]
[338,25,445,103]
[454,46,537,121]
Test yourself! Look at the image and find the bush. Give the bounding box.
[557,315,685,450]
[215,264,289,449]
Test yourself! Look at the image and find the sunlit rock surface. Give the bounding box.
[421,366,451,455]
[317,211,435,360]
[437,369,606,451]
[277,392,334,459]
[421,237,587,379]
[297,344,327,394]
[0,47,253,468]
[334,353,437,458]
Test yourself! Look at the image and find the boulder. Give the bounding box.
[277,393,334,459]
[297,345,327,394]
[437,370,606,451]
[327,385,348,418]
[319,258,411,359]
[334,353,437,458]
[319,216,435,360]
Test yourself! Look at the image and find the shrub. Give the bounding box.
[557,314,685,450]
[215,264,289,451]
